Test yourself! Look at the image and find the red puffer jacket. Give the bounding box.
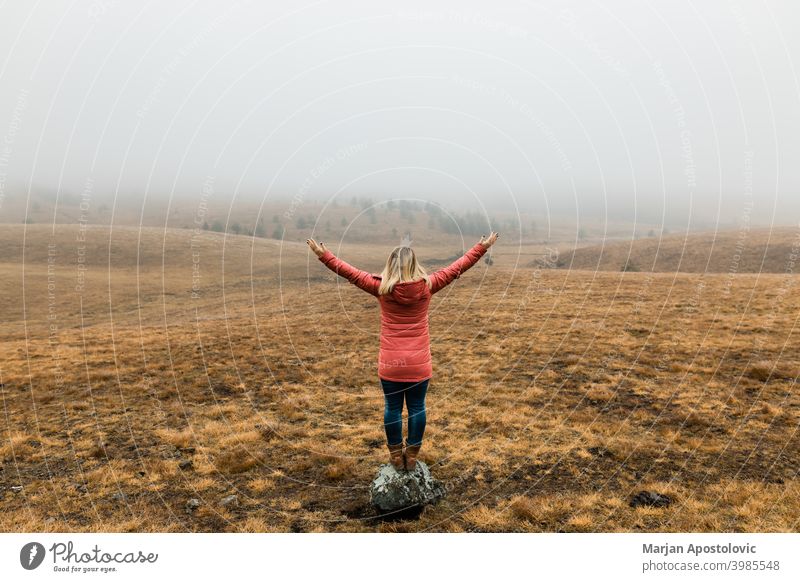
[318,243,488,382]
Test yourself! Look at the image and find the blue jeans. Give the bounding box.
[380,378,429,447]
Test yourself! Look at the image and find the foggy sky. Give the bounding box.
[0,0,798,228]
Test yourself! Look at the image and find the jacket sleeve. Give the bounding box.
[429,243,488,294]
[318,250,381,297]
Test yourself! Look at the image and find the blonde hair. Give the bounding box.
[378,246,431,295]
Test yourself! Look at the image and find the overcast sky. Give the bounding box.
[0,0,798,228]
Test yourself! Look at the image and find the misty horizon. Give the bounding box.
[1,0,799,230]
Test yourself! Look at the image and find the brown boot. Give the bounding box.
[403,441,421,472]
[387,442,405,470]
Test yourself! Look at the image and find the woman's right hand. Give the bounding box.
[307,238,328,257]
[479,232,499,249]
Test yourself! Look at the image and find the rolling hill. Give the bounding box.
[548,228,800,274]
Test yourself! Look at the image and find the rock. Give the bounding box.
[75,483,88,493]
[186,498,201,513]
[178,459,193,470]
[629,490,673,508]
[10,485,23,493]
[111,492,128,503]
[369,461,445,515]
[220,494,239,508]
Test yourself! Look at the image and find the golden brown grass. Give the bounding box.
[0,224,798,532]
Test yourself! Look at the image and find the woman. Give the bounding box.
[307,232,498,472]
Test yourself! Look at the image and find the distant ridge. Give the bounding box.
[543,228,800,274]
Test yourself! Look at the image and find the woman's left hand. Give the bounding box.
[307,238,328,257]
[479,232,499,249]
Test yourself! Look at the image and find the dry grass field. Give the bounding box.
[1,224,799,532]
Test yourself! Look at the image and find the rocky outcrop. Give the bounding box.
[369,461,445,516]
[629,490,673,508]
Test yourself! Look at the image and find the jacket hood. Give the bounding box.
[388,278,429,304]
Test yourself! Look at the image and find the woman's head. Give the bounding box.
[378,246,431,295]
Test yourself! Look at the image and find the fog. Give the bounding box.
[1,0,798,228]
